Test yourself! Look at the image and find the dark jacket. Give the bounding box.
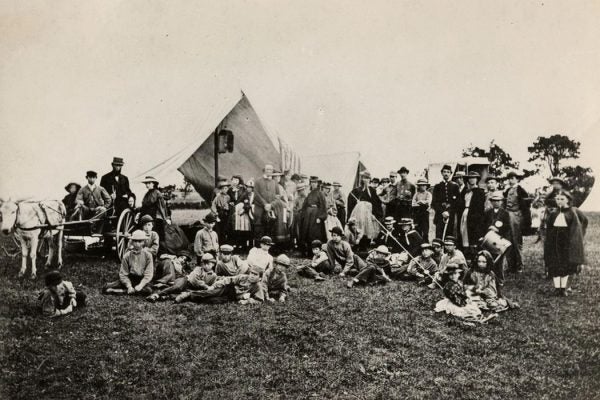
[397,229,423,257]
[100,171,132,213]
[483,207,511,240]
[375,229,402,253]
[432,180,461,224]
[544,207,587,266]
[458,187,486,245]
[503,185,532,232]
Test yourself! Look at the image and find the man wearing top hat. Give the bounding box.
[432,165,461,240]
[100,157,132,217]
[395,167,416,219]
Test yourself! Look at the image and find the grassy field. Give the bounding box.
[1,214,600,399]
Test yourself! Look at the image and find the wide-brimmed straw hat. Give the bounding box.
[64,182,81,192]
[141,176,159,185]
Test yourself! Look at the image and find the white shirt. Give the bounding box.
[554,212,567,227]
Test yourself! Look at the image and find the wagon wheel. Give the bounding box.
[115,209,135,261]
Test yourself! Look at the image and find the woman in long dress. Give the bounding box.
[140,176,168,241]
[458,172,485,256]
[300,177,327,256]
[228,175,250,250]
[347,171,382,241]
[544,190,587,297]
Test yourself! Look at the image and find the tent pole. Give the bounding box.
[214,128,219,187]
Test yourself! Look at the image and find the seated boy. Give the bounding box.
[297,240,332,281]
[39,270,86,318]
[139,214,159,258]
[153,250,192,286]
[264,254,291,303]
[103,230,154,295]
[346,245,392,288]
[178,265,265,305]
[215,244,248,276]
[246,236,274,275]
[397,218,423,257]
[406,243,438,283]
[431,238,445,266]
[326,227,367,277]
[147,253,218,301]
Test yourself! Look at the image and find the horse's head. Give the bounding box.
[0,200,17,235]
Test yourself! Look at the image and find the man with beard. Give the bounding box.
[100,157,132,217]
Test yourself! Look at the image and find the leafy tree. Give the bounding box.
[461,141,519,176]
[527,135,581,176]
[560,165,595,207]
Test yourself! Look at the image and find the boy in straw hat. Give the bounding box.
[263,254,291,303]
[412,178,432,241]
[103,230,154,295]
[375,216,401,253]
[346,245,392,288]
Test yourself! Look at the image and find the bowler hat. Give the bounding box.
[322,182,332,188]
[452,171,465,179]
[506,171,522,179]
[111,157,124,166]
[140,214,154,224]
[260,236,274,246]
[398,167,409,174]
[64,182,81,192]
[86,171,98,178]
[329,226,344,236]
[203,214,217,224]
[441,164,453,172]
[309,176,320,182]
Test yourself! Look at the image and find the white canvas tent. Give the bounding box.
[302,152,367,191]
[138,92,299,201]
[427,157,490,187]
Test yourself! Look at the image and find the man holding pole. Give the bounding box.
[432,165,461,240]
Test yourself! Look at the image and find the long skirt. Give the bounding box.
[271,201,290,244]
[349,201,380,240]
[300,207,325,245]
[545,226,578,277]
[434,298,481,318]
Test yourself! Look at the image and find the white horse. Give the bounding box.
[0,199,66,279]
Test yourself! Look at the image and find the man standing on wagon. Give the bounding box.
[100,157,132,217]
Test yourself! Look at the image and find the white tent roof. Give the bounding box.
[302,151,365,191]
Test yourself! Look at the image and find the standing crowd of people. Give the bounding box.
[42,159,587,320]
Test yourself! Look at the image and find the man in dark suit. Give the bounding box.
[432,165,461,240]
[100,157,132,216]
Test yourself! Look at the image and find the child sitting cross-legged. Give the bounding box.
[434,264,482,319]
[39,271,86,318]
[346,245,393,288]
[263,254,291,303]
[296,240,333,281]
[146,253,218,302]
[464,250,510,312]
[405,243,438,284]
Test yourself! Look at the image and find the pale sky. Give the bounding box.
[1,1,599,207]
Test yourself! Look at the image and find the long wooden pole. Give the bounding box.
[214,128,219,187]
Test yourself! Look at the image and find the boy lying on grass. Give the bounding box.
[39,271,86,318]
[174,265,265,304]
[103,230,154,296]
[346,245,392,288]
[152,250,192,286]
[146,253,218,302]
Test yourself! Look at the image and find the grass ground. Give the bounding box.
[1,214,599,399]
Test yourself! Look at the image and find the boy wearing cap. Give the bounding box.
[75,171,112,230]
[375,217,401,253]
[103,230,154,295]
[263,254,291,303]
[397,218,423,257]
[327,226,367,276]
[431,238,445,266]
[395,167,416,219]
[346,245,392,288]
[406,243,438,283]
[297,240,331,281]
[39,270,86,318]
[153,250,192,286]
[332,182,346,224]
[484,176,503,212]
[432,165,461,241]
[246,236,274,275]
[212,181,231,242]
[139,214,159,258]
[148,253,218,301]
[100,157,132,216]
[194,214,219,263]
[412,179,432,241]
[181,265,265,304]
[215,244,248,276]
